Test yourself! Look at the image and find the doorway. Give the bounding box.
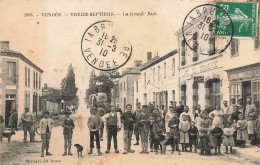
[207,79,220,110]
[242,81,251,107]
[5,100,15,127]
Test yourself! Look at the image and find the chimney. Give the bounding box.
[134,60,142,67]
[0,41,9,50]
[147,52,152,61]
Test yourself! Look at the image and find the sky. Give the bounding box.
[0,0,210,100]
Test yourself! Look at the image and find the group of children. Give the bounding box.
[148,105,260,156]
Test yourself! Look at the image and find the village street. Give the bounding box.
[0,102,259,165]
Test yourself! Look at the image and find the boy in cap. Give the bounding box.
[39,111,54,157]
[88,107,103,155]
[137,105,150,154]
[102,105,121,153]
[62,110,75,156]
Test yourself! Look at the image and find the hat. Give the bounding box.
[110,105,116,108]
[142,105,148,108]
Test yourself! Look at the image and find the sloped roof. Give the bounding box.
[140,50,178,71]
[0,50,43,73]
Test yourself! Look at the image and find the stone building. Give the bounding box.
[0,41,43,126]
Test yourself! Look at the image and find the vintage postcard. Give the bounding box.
[0,0,260,164]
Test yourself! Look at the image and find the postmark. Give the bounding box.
[215,1,257,37]
[81,20,132,71]
[182,4,234,55]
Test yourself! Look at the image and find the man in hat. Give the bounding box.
[137,105,150,154]
[102,105,121,153]
[88,107,103,155]
[39,111,54,157]
[21,108,35,143]
[121,104,135,154]
[62,110,75,156]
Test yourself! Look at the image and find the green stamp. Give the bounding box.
[215,2,257,37]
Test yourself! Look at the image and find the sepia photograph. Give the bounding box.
[0,0,260,164]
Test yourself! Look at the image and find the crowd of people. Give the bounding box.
[89,96,260,156]
[1,96,260,158]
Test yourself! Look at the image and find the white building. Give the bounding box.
[223,13,260,106]
[137,50,179,111]
[118,60,142,110]
[176,16,225,111]
[0,41,43,126]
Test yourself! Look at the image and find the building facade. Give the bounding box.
[118,60,142,110]
[223,10,260,106]
[137,51,179,111]
[0,41,43,126]
[176,15,226,111]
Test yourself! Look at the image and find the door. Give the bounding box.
[242,81,251,107]
[5,100,15,127]
[208,79,220,110]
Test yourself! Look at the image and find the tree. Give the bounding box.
[61,64,78,102]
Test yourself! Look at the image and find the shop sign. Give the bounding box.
[228,68,260,80]
[194,76,204,83]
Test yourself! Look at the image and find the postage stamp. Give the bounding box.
[81,20,132,71]
[215,1,257,37]
[182,4,234,55]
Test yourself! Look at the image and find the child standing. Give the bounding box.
[88,108,103,155]
[189,121,198,153]
[223,122,234,154]
[179,115,190,152]
[168,111,181,155]
[152,109,164,155]
[211,123,223,155]
[255,114,260,147]
[62,110,75,156]
[199,130,210,155]
[237,113,248,148]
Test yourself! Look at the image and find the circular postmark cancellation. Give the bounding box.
[81,20,132,71]
[182,4,234,56]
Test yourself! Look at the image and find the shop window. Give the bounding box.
[7,62,16,85]
[253,81,260,102]
[181,84,187,105]
[230,83,241,104]
[193,83,199,110]
[231,39,239,57]
[181,40,186,66]
[193,32,198,62]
